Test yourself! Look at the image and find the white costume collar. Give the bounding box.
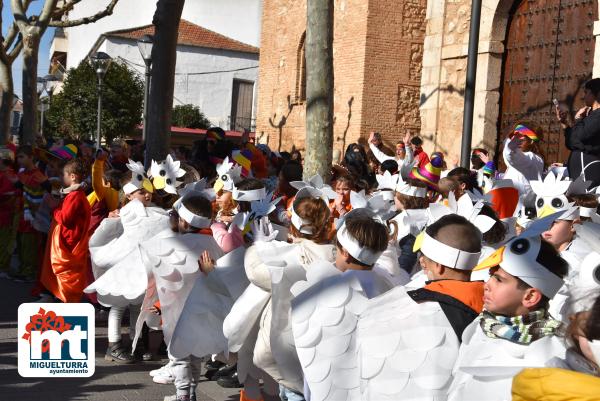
[420,231,481,271]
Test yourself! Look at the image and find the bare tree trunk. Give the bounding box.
[11,0,119,146]
[146,0,185,163]
[0,61,14,145]
[20,32,40,145]
[304,0,334,181]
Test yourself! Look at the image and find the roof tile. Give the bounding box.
[105,19,259,54]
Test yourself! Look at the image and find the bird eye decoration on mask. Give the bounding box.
[214,157,243,193]
[149,154,186,194]
[530,171,573,218]
[123,159,153,195]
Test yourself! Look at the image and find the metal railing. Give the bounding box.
[228,116,256,132]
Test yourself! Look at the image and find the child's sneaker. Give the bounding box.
[149,361,172,377]
[151,362,175,384]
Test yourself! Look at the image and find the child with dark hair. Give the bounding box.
[330,174,355,219]
[160,194,224,401]
[448,233,570,401]
[38,158,92,303]
[379,159,398,175]
[410,136,430,168]
[447,166,483,198]
[334,208,393,298]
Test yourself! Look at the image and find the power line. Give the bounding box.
[117,56,258,76]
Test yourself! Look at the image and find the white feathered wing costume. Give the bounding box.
[85,199,170,307]
[291,261,459,401]
[134,229,225,346]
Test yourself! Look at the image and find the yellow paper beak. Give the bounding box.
[537,204,556,218]
[413,232,424,253]
[473,246,505,271]
[213,179,224,193]
[142,178,154,193]
[153,176,166,190]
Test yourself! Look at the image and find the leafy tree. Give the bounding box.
[46,60,144,144]
[172,104,212,129]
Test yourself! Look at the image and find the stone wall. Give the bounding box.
[361,0,427,149]
[256,0,369,155]
[420,0,600,161]
[256,0,427,157]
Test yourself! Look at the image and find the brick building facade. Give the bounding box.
[255,0,427,157]
[257,0,600,163]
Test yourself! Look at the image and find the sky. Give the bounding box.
[3,1,54,98]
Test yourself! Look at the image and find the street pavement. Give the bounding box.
[0,278,256,401]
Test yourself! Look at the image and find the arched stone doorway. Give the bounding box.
[420,0,600,163]
[497,0,598,164]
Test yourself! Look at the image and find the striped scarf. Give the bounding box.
[479,310,563,345]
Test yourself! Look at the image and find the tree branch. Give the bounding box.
[10,0,27,30]
[39,0,59,25]
[8,34,23,62]
[51,0,81,20]
[49,0,118,27]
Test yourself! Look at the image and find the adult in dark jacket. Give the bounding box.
[557,78,600,187]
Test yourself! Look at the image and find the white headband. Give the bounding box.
[379,190,396,202]
[291,207,312,234]
[336,224,383,265]
[580,207,596,218]
[590,340,600,366]
[396,182,427,198]
[177,203,212,229]
[232,187,267,202]
[420,231,481,271]
[123,182,139,195]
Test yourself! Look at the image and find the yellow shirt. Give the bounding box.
[512,367,600,401]
[87,159,119,212]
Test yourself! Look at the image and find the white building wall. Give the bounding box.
[105,37,259,129]
[63,0,262,69]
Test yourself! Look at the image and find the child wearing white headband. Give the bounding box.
[240,186,335,401]
[393,177,429,274]
[334,208,393,298]
[175,195,213,233]
[448,234,569,401]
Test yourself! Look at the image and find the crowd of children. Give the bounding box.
[3,116,600,401]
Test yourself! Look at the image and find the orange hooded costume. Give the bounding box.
[39,189,91,303]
